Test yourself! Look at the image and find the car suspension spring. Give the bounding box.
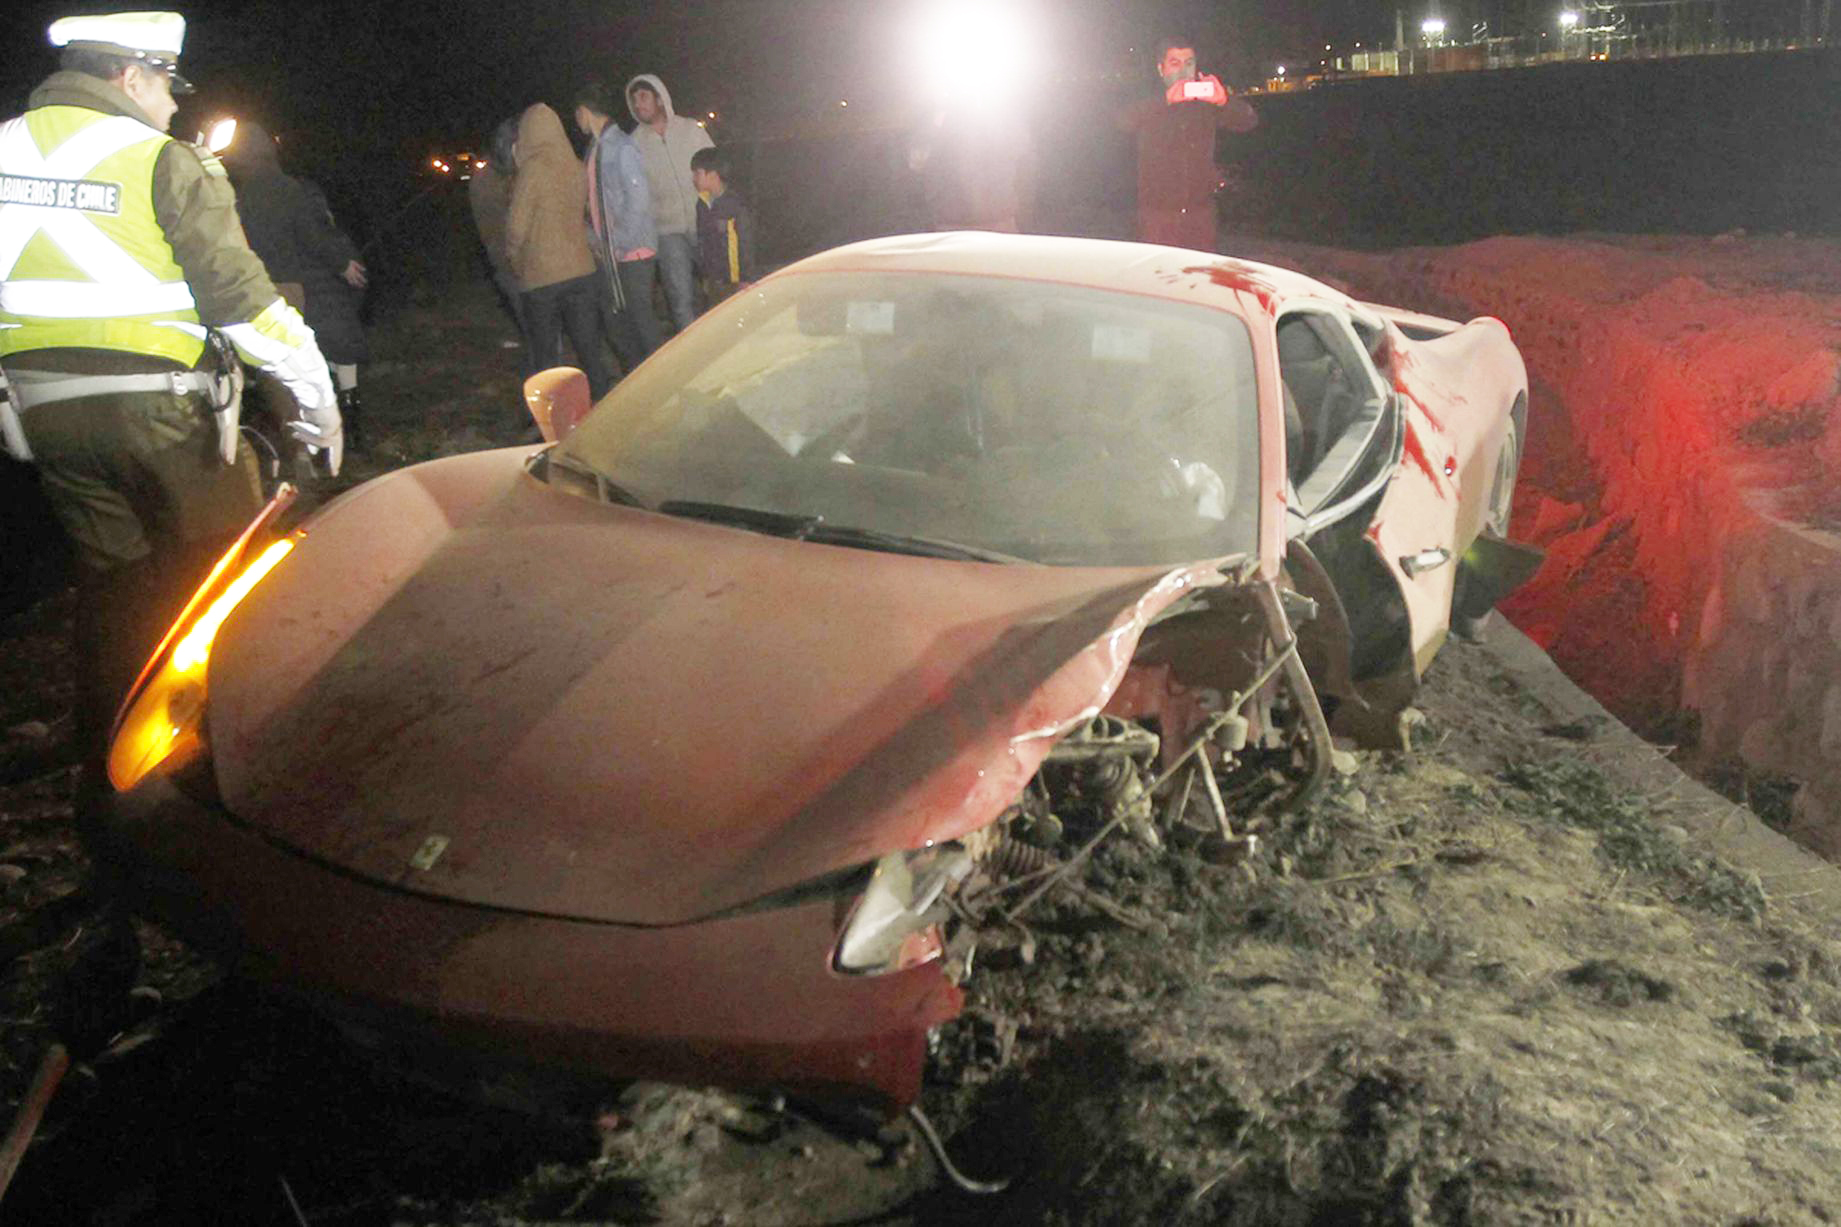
[983,837,1059,881]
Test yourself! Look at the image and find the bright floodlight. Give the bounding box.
[1276,65,1287,76]
[1421,16,1447,36]
[205,117,236,153]
[1559,9,1581,26]
[909,0,1040,105]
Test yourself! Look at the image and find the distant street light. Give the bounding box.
[1559,10,1581,27]
[1276,64,1287,76]
[1421,16,1447,37]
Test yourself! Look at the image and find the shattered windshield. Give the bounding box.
[556,270,1261,566]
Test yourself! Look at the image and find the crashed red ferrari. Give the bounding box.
[103,233,1533,1116]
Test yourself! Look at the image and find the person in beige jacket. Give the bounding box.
[506,102,613,398]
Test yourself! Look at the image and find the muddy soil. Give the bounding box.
[5,280,1841,1226]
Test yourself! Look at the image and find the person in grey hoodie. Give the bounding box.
[625,73,713,331]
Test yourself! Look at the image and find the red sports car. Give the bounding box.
[104,233,1532,1116]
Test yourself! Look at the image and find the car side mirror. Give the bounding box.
[523,366,591,442]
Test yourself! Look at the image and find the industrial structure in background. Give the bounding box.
[1260,0,1830,87]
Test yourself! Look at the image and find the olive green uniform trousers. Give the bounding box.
[15,365,262,776]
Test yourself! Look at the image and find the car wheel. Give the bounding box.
[1450,405,1523,641]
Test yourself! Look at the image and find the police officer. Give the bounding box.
[0,12,341,783]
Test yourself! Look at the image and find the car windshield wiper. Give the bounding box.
[801,522,1024,564]
[539,450,647,508]
[657,499,822,536]
[655,500,1021,564]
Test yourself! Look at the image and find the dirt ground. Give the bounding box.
[4,280,1841,1225]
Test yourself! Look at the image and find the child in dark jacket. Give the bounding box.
[691,147,756,307]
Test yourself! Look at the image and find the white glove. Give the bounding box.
[287,398,344,477]
[221,301,342,476]
[270,338,342,476]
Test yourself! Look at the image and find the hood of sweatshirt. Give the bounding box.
[221,119,281,171]
[624,73,675,126]
[516,102,572,161]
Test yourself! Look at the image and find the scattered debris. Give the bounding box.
[1539,714,1611,741]
[1561,959,1677,1007]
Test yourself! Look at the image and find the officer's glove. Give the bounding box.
[222,299,343,475]
[288,398,344,477]
[268,341,342,475]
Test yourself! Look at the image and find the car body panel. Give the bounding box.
[208,451,1231,925]
[1369,316,1526,674]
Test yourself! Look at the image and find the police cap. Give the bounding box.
[48,12,194,94]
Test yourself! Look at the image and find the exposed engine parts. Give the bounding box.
[939,580,1334,985]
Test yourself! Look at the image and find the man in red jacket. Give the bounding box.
[1117,37,1258,253]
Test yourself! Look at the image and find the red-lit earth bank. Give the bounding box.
[1242,235,1841,855]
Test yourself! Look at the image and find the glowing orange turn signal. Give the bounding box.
[108,487,298,793]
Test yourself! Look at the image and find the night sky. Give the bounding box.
[0,0,1401,156]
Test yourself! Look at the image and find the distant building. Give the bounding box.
[1304,0,1828,81]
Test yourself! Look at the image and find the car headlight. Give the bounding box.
[832,846,971,976]
[108,486,299,793]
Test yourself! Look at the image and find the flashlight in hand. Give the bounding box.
[203,117,237,153]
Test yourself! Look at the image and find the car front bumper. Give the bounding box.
[107,772,964,1113]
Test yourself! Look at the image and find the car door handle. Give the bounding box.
[1399,547,1451,577]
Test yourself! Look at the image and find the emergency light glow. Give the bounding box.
[908,0,1042,106]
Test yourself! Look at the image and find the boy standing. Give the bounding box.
[691,147,756,306]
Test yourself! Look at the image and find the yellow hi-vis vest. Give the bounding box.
[0,106,207,367]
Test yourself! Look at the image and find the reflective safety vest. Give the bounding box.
[0,106,207,367]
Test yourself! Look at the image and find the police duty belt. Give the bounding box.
[3,368,220,410]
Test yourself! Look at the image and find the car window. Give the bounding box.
[1278,309,1395,521]
[558,270,1263,566]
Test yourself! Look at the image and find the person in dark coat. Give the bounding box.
[469,116,525,342]
[907,102,1035,234]
[221,120,372,447]
[1116,36,1258,252]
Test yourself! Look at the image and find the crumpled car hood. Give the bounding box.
[207,449,1230,925]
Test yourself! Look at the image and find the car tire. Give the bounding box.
[1450,401,1523,641]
